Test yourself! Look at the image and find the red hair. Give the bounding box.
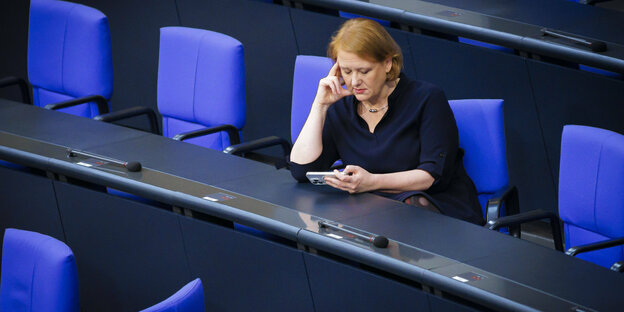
[328,18,403,80]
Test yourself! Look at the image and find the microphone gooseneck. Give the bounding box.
[318,220,389,249]
[68,149,142,172]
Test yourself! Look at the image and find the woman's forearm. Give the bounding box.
[372,169,435,193]
[290,103,329,164]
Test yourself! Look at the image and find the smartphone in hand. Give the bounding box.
[306,172,336,185]
[306,171,348,185]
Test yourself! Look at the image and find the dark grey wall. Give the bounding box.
[0,0,29,102]
[2,0,624,214]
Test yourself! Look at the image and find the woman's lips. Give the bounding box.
[353,88,366,94]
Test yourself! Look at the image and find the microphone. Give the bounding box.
[67,149,142,172]
[541,28,607,52]
[318,220,389,248]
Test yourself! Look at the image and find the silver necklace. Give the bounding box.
[361,102,388,113]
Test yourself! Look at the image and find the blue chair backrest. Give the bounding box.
[559,125,624,268]
[140,278,205,312]
[0,228,79,312]
[338,12,391,26]
[448,99,509,216]
[28,0,113,118]
[158,27,246,150]
[291,55,333,143]
[457,37,515,53]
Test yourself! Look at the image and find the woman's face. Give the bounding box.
[336,49,392,104]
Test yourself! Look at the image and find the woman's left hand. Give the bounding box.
[324,165,377,194]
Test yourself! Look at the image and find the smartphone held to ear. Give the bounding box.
[306,171,349,185]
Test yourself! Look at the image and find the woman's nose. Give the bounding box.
[351,73,360,85]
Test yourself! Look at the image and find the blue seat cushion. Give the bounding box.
[33,87,106,117]
[162,116,234,151]
[565,223,624,269]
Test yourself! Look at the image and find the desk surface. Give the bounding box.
[411,0,624,45]
[1,99,623,311]
[298,0,624,73]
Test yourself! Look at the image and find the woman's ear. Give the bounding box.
[384,57,392,73]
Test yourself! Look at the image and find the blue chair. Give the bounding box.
[578,65,623,79]
[0,0,113,117]
[448,99,519,225]
[489,125,624,271]
[0,228,79,311]
[290,55,335,145]
[140,278,205,312]
[558,125,624,270]
[96,26,245,150]
[457,38,515,54]
[224,55,333,166]
[338,12,390,26]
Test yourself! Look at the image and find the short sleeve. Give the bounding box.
[416,88,459,190]
[289,119,340,182]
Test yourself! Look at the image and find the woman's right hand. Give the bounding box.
[313,62,352,107]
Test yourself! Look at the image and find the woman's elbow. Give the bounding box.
[290,166,310,183]
[418,170,436,190]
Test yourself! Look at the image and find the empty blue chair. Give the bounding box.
[457,38,515,54]
[338,12,390,26]
[488,125,624,269]
[140,278,205,312]
[0,0,112,170]
[97,26,245,150]
[448,99,518,224]
[0,228,79,311]
[30,0,112,116]
[559,125,624,269]
[159,27,245,149]
[578,65,623,79]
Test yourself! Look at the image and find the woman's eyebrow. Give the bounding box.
[340,66,371,70]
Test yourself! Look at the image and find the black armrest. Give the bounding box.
[223,136,292,169]
[94,106,159,135]
[0,76,31,104]
[172,124,241,145]
[611,261,624,273]
[485,186,520,236]
[486,209,564,252]
[44,95,109,115]
[565,237,624,257]
[223,135,291,157]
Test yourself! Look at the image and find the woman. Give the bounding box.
[289,18,484,225]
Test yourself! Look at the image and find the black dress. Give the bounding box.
[289,73,484,225]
